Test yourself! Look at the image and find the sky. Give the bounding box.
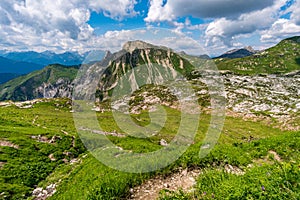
[0,0,300,56]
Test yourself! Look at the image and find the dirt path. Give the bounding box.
[0,140,19,149]
[129,168,201,200]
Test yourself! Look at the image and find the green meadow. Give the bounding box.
[0,99,299,199]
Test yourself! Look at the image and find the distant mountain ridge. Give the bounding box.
[0,41,195,101]
[0,56,43,74]
[0,64,78,101]
[0,50,105,84]
[0,36,299,101]
[215,46,258,59]
[216,36,300,74]
[0,73,20,84]
[1,50,105,66]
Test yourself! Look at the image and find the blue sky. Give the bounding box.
[0,0,299,56]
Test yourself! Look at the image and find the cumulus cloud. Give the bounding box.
[0,0,137,52]
[172,0,275,19]
[204,0,300,48]
[145,0,275,23]
[89,0,138,20]
[289,0,300,25]
[144,0,174,22]
[204,0,286,47]
[145,0,293,51]
[0,0,298,54]
[89,28,206,55]
[261,18,300,43]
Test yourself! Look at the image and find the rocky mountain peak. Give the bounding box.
[244,46,256,53]
[216,46,258,59]
[122,40,158,53]
[104,50,112,59]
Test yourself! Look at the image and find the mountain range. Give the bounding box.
[0,55,45,84]
[0,50,106,67]
[215,46,258,59]
[0,36,299,101]
[0,40,195,101]
[1,36,299,200]
[0,50,105,84]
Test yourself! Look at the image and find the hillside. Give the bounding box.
[215,36,300,74]
[0,56,43,74]
[95,41,195,100]
[1,37,299,102]
[0,39,299,127]
[0,65,78,101]
[0,73,20,84]
[0,50,105,84]
[215,46,257,59]
[0,99,299,199]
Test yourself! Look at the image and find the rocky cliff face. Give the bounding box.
[73,41,194,101]
[224,73,300,114]
[224,73,300,130]
[34,78,74,99]
[0,65,78,101]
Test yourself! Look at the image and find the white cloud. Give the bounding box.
[145,0,293,54]
[89,0,138,20]
[261,18,300,43]
[145,0,275,23]
[289,0,300,25]
[0,0,138,52]
[0,0,298,55]
[144,0,174,22]
[204,0,286,47]
[92,28,206,55]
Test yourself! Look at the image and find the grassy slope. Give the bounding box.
[51,112,299,200]
[0,65,78,101]
[0,99,85,199]
[160,131,300,200]
[215,36,300,75]
[0,100,299,199]
[47,107,300,199]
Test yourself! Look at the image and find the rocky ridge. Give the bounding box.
[216,46,258,59]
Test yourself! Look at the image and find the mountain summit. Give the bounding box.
[216,46,258,59]
[122,40,159,53]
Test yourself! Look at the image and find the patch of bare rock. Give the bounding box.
[130,168,200,200]
[0,140,19,149]
[32,184,57,200]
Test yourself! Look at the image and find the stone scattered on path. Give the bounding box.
[130,168,200,200]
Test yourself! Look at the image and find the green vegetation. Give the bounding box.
[160,132,300,199]
[52,109,300,200]
[0,99,85,199]
[0,99,299,199]
[0,65,78,101]
[216,36,300,75]
[0,37,299,199]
